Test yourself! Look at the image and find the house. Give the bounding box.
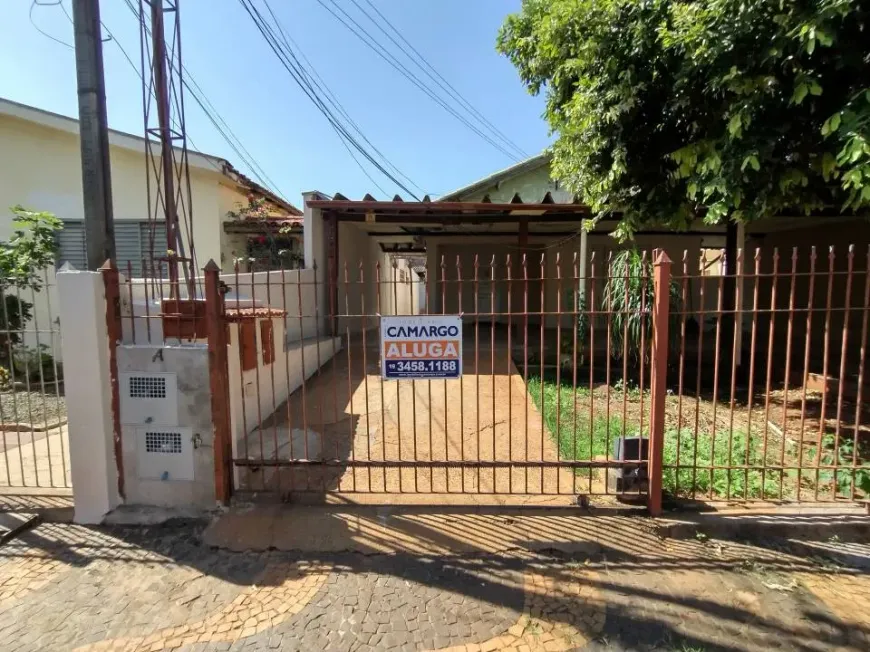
[0,97,301,358]
[303,153,869,380]
[0,97,301,274]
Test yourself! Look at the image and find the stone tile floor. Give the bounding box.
[0,517,868,651]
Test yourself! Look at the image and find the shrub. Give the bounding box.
[602,249,681,362]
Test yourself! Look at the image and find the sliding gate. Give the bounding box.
[225,253,663,504]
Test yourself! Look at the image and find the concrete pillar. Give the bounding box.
[57,269,121,523]
[302,191,327,335]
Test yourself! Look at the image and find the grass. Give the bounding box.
[526,376,625,461]
[662,427,787,499]
[527,375,806,499]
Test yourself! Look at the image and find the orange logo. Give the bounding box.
[384,340,460,360]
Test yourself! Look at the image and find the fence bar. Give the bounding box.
[648,250,671,516]
[100,260,125,500]
[204,260,231,504]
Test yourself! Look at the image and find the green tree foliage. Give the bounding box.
[0,206,62,353]
[498,0,870,239]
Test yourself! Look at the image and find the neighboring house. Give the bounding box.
[0,97,301,356]
[0,97,301,275]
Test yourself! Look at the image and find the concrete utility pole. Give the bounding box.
[72,0,115,269]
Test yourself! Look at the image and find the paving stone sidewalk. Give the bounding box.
[0,517,868,651]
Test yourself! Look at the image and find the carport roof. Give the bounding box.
[306,193,593,222]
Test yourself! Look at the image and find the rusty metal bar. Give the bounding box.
[506,253,513,494]
[555,252,563,494]
[204,260,231,504]
[407,261,418,493]
[100,260,125,500]
[588,252,597,494]
[391,259,403,492]
[249,265,265,487]
[745,250,762,498]
[42,267,69,487]
[832,246,854,499]
[648,250,672,516]
[294,264,310,490]
[796,248,817,501]
[539,253,546,493]
[726,249,742,500]
[523,253,529,493]
[815,249,836,500]
[376,260,388,492]
[675,251,688,496]
[572,252,580,496]
[359,261,372,493]
[346,261,357,493]
[851,246,870,499]
[441,256,448,493]
[455,255,463,493]
[280,265,296,494]
[761,250,778,499]
[491,255,497,493]
[779,249,799,499]
[709,253,726,499]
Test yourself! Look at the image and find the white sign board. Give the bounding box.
[381,315,462,380]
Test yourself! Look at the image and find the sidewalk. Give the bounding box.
[0,509,868,651]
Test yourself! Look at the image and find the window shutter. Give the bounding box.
[57,220,170,277]
[57,221,86,270]
[114,223,142,276]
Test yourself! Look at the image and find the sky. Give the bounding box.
[1,0,551,207]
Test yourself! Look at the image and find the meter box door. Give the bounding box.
[136,427,194,481]
[119,372,178,425]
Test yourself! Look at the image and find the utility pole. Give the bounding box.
[72,0,115,269]
[139,0,195,296]
[149,0,180,293]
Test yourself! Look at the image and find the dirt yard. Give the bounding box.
[241,340,577,498]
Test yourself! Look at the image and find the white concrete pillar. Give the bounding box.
[57,269,121,523]
[303,191,328,335]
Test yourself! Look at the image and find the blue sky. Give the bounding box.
[1,0,550,206]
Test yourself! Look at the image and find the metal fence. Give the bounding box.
[191,247,870,509]
[664,245,869,506]
[0,270,70,490]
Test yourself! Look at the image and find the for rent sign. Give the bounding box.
[380,315,463,380]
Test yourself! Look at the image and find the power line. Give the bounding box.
[315,0,521,163]
[118,0,288,199]
[262,0,425,196]
[239,0,420,199]
[30,0,73,49]
[251,0,419,198]
[356,0,528,160]
[58,1,236,185]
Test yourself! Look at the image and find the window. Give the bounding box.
[58,221,168,276]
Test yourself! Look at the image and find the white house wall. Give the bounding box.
[0,111,250,354]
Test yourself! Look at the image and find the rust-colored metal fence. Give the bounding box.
[0,270,71,491]
[664,245,870,507]
[203,245,868,510]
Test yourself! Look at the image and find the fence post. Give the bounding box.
[648,250,672,516]
[100,260,125,500]
[204,260,232,504]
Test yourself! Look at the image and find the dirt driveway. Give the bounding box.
[243,334,575,499]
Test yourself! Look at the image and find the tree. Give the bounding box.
[0,206,62,355]
[497,0,870,240]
